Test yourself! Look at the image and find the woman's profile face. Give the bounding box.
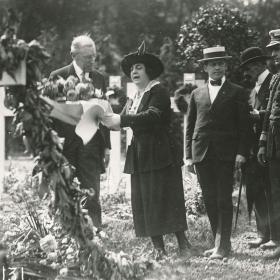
[130,63,150,88]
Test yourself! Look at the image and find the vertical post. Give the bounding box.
[125,128,133,198]
[183,113,187,160]
[108,131,121,193]
[124,82,137,198]
[183,74,195,174]
[107,76,122,193]
[0,87,5,195]
[109,76,122,88]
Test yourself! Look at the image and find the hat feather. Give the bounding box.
[137,41,146,55]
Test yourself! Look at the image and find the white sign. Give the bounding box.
[170,97,180,113]
[109,76,121,88]
[183,73,195,85]
[126,82,137,99]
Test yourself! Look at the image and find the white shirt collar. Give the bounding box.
[256,69,270,86]
[208,76,225,104]
[73,60,90,81]
[73,60,83,77]
[140,80,160,95]
[129,80,160,115]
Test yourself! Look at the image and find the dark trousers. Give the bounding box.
[268,159,280,241]
[245,157,275,240]
[195,147,234,253]
[72,140,102,229]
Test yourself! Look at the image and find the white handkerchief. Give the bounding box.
[75,99,113,145]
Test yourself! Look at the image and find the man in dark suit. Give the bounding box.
[186,46,250,259]
[49,35,111,230]
[240,47,275,249]
[258,29,280,259]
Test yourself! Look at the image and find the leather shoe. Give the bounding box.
[248,238,268,249]
[209,249,229,260]
[264,246,280,260]
[151,248,167,261]
[260,240,279,250]
[203,248,216,257]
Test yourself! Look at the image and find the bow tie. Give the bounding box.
[210,79,222,86]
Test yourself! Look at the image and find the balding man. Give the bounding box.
[50,34,111,230]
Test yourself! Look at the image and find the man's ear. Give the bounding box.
[203,62,208,72]
[224,62,228,71]
[70,51,75,59]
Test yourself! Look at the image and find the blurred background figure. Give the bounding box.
[240,47,275,250]
[105,86,127,113]
[174,83,197,114]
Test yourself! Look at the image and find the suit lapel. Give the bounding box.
[204,84,212,107]
[68,63,78,78]
[137,91,151,113]
[257,73,272,107]
[210,80,230,110]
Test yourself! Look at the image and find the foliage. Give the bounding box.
[3,11,155,279]
[176,2,258,80]
[174,83,197,113]
[244,0,280,50]
[0,9,27,80]
[1,0,213,79]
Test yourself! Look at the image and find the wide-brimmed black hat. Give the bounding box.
[240,47,271,67]
[198,46,232,62]
[121,41,164,79]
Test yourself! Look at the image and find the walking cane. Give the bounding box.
[234,167,244,231]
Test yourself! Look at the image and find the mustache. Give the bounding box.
[241,74,255,89]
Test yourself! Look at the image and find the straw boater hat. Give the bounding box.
[266,29,280,49]
[240,47,272,68]
[121,41,164,79]
[198,46,232,62]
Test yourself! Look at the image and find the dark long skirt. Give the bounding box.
[131,165,187,237]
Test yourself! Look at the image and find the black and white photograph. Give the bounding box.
[1,0,280,279]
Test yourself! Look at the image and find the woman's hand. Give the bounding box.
[185,158,196,174]
[257,146,267,166]
[101,113,121,130]
[235,154,246,170]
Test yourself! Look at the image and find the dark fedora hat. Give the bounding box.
[198,46,232,62]
[121,41,164,80]
[240,47,271,67]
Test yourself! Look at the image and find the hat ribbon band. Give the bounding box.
[204,51,227,59]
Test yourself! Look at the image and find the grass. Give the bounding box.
[2,158,280,279]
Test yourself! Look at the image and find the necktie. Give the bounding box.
[81,72,87,83]
[210,79,222,86]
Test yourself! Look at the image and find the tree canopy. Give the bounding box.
[0,0,279,85]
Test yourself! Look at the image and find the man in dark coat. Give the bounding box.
[49,35,111,230]
[186,46,250,259]
[258,29,280,259]
[240,47,275,249]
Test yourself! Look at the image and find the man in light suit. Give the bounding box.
[50,35,111,230]
[186,46,250,259]
[240,47,275,249]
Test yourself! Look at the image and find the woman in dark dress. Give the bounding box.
[108,42,190,257]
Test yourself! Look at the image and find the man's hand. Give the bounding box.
[250,109,260,120]
[185,158,196,174]
[104,148,110,168]
[235,154,246,170]
[257,146,267,166]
